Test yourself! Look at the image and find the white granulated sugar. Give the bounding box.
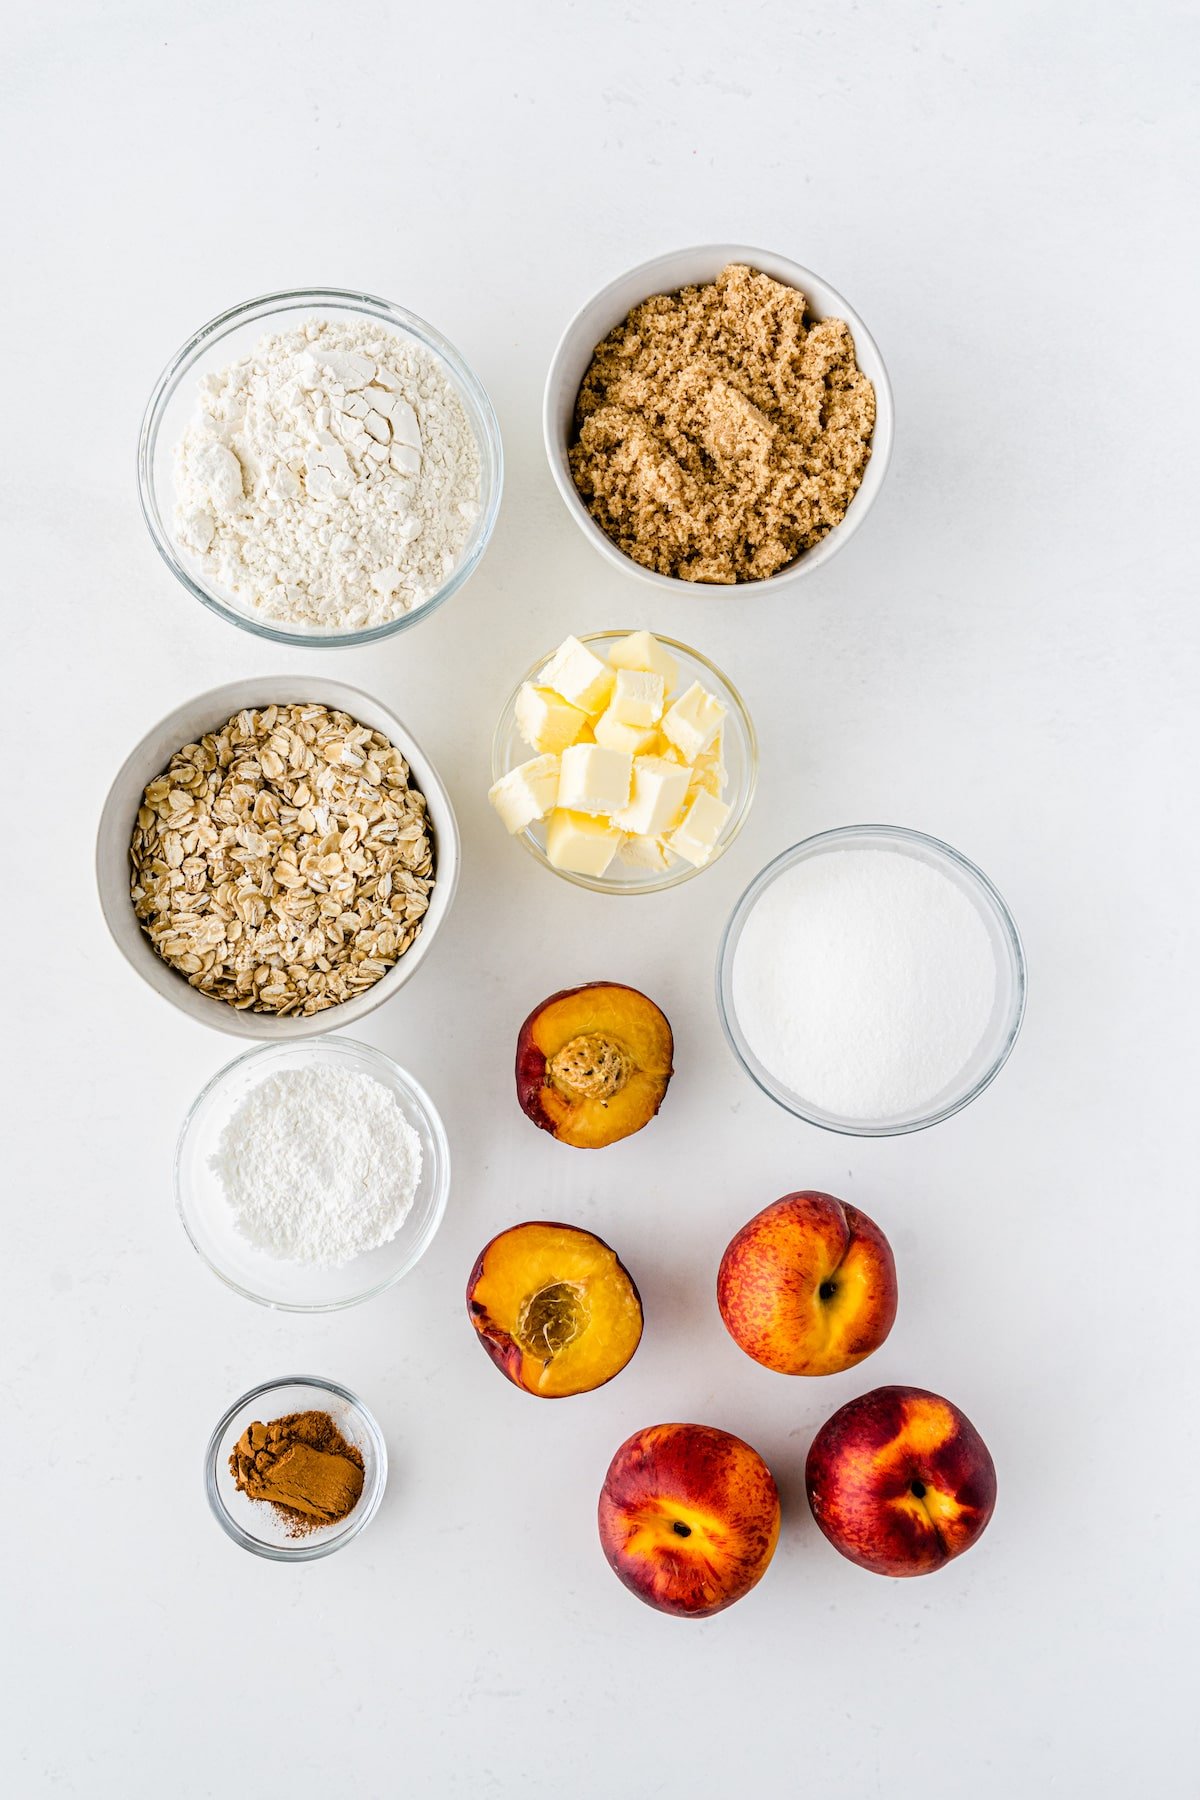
[174,318,481,631]
[211,1066,423,1266]
[732,848,997,1119]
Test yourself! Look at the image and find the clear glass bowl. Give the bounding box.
[205,1376,387,1561]
[138,286,503,647]
[716,825,1026,1136]
[175,1036,451,1309]
[491,630,757,894]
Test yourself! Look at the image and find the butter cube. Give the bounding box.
[689,731,726,796]
[593,708,661,756]
[557,743,633,817]
[609,667,665,729]
[607,630,679,695]
[539,636,616,717]
[546,808,620,877]
[617,833,673,873]
[488,755,560,835]
[661,682,726,762]
[515,683,589,755]
[666,789,731,867]
[614,754,691,837]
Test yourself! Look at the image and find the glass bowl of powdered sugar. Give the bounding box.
[138,287,503,646]
[175,1036,451,1308]
[717,825,1026,1137]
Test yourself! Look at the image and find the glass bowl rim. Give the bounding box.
[715,823,1027,1137]
[174,1033,452,1311]
[137,284,504,649]
[490,628,759,894]
[204,1373,388,1562]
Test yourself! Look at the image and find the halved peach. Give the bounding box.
[515,982,673,1149]
[467,1221,644,1398]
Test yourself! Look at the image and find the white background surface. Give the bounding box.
[4,3,1197,1794]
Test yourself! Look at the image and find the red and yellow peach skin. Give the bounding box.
[717,1190,898,1376]
[805,1385,997,1576]
[598,1422,780,1617]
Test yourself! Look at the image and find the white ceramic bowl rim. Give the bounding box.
[204,1374,388,1561]
[716,824,1027,1137]
[95,675,460,1040]
[543,243,894,594]
[138,284,504,647]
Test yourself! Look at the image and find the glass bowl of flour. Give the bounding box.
[717,825,1026,1136]
[175,1036,451,1308]
[139,288,503,646]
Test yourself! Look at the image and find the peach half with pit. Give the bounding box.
[515,982,673,1149]
[467,1221,643,1398]
[598,1423,781,1617]
[806,1385,997,1576]
[717,1191,898,1376]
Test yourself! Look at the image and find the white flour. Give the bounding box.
[211,1066,423,1265]
[732,847,997,1119]
[174,317,481,631]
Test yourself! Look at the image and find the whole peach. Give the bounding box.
[598,1423,780,1617]
[718,1191,897,1376]
[806,1385,997,1576]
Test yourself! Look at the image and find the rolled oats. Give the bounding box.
[129,703,435,1015]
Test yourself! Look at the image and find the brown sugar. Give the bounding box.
[569,264,876,584]
[229,1409,365,1537]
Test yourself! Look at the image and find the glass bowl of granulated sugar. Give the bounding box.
[138,287,503,646]
[717,826,1026,1136]
[175,1036,451,1309]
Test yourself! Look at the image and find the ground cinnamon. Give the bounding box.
[229,1409,365,1537]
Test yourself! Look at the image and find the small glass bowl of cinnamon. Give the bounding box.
[205,1376,387,1561]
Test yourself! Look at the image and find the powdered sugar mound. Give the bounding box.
[211,1066,423,1265]
[174,317,481,632]
[732,848,997,1119]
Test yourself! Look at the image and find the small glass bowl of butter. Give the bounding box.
[490,630,757,893]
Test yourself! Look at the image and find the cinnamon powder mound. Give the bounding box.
[569,264,876,584]
[229,1409,365,1537]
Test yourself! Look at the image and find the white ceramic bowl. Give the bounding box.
[544,244,894,593]
[177,1037,451,1310]
[96,676,460,1040]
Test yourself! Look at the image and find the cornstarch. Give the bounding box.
[211,1066,422,1265]
[174,317,480,631]
[732,848,996,1119]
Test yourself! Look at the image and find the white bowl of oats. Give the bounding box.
[96,677,459,1039]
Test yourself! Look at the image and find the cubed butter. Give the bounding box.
[515,683,589,755]
[557,743,633,816]
[609,667,665,729]
[689,731,726,796]
[614,754,691,837]
[593,709,661,756]
[666,789,731,867]
[539,635,616,717]
[617,833,673,873]
[487,755,560,835]
[607,630,680,695]
[661,682,727,762]
[546,809,620,877]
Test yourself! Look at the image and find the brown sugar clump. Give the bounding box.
[569,264,876,584]
[229,1409,366,1537]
